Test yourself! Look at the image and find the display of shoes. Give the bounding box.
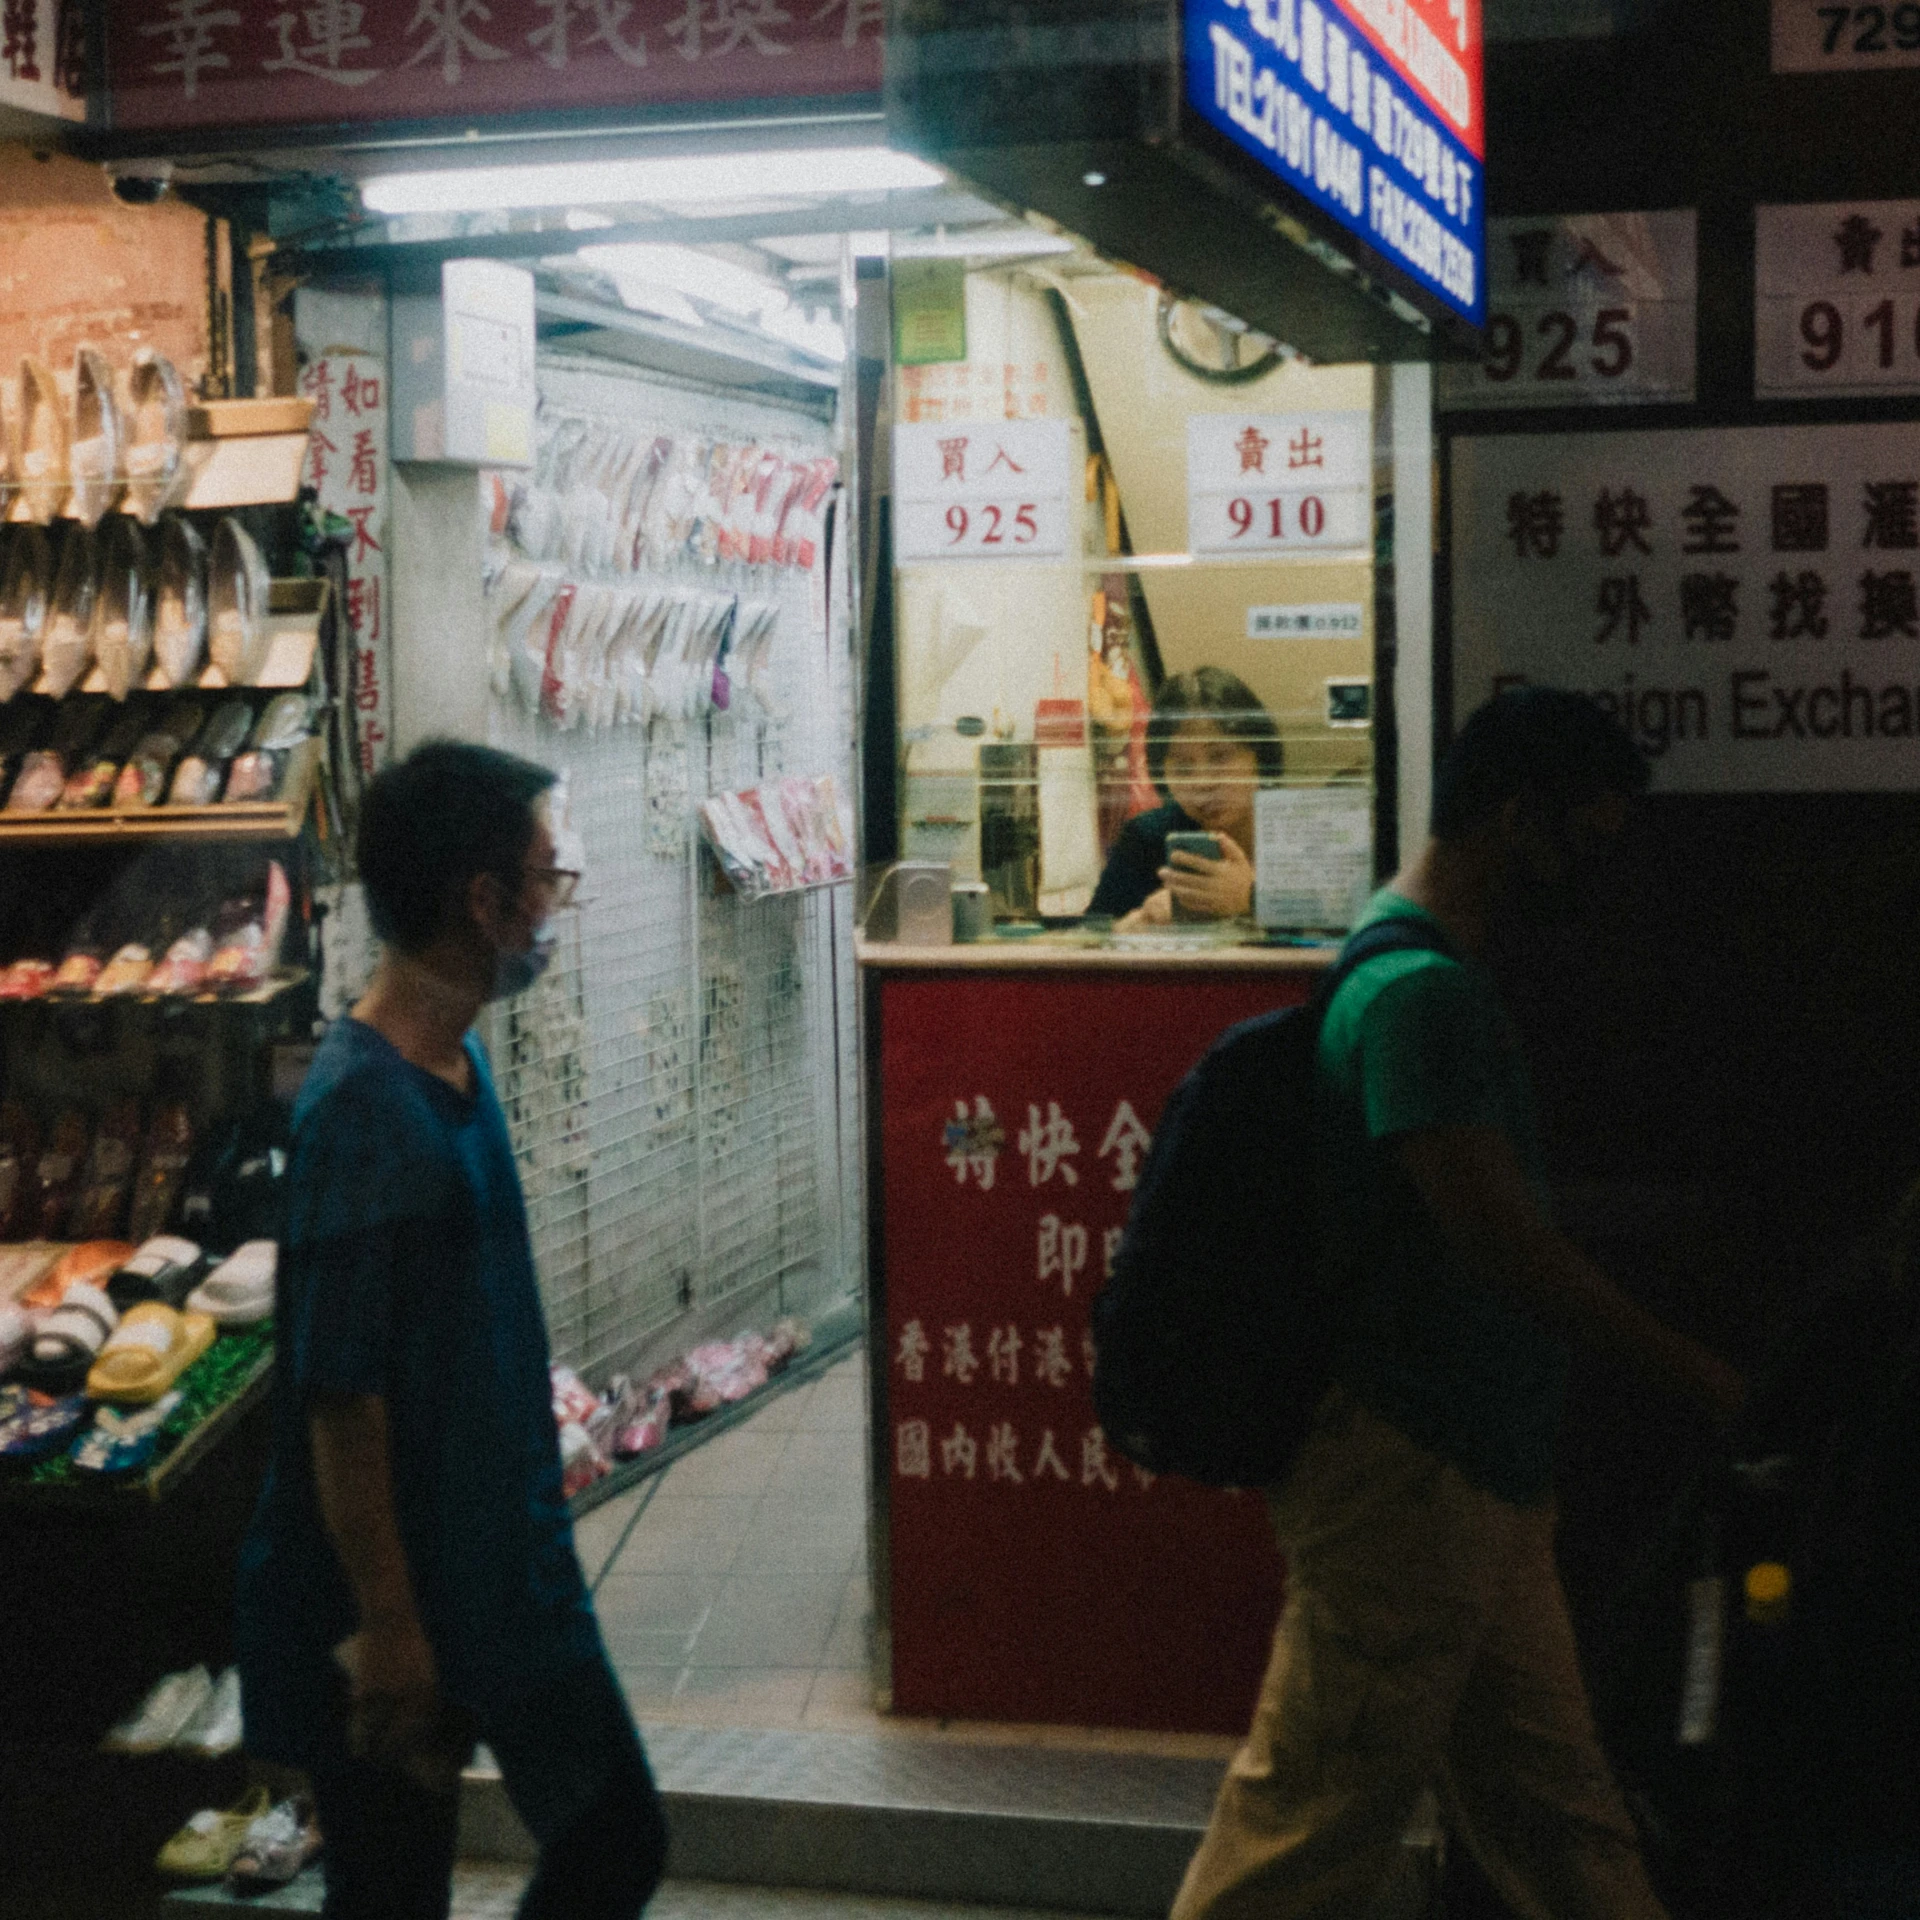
[226,1792,322,1890]
[124,352,189,525]
[153,1784,272,1879]
[110,1235,203,1311]
[85,1301,215,1405]
[68,1389,180,1475]
[40,525,101,700]
[152,515,207,690]
[208,518,271,688]
[68,348,124,530]
[103,1664,215,1756]
[0,1388,89,1461]
[19,1280,116,1388]
[15,357,68,527]
[93,516,153,701]
[0,526,52,702]
[186,1240,274,1327]
[171,1662,242,1757]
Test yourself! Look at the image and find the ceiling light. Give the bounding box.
[363,147,945,216]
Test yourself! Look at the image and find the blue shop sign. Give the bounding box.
[1183,0,1486,328]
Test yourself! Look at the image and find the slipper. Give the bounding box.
[86,1302,215,1405]
[0,1390,90,1463]
[172,1662,242,1757]
[185,1240,275,1327]
[16,1282,116,1390]
[103,1663,214,1757]
[227,1793,322,1890]
[156,1786,273,1880]
[109,1236,204,1311]
[22,1240,136,1310]
[68,1390,180,1475]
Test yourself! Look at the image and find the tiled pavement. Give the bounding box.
[581,1353,877,1734]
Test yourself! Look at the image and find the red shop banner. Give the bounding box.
[878,968,1310,1735]
[105,0,882,133]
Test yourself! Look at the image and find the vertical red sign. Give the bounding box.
[877,968,1311,1735]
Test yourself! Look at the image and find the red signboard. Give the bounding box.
[106,0,881,133]
[878,967,1311,1734]
[1338,0,1484,161]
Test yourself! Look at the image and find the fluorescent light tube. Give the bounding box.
[363,147,944,216]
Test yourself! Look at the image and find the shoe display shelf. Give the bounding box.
[0,1324,275,1512]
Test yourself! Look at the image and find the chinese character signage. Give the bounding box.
[1183,0,1485,326]
[878,970,1293,1731]
[1188,408,1370,555]
[1439,211,1696,411]
[0,0,84,120]
[1453,423,1920,792]
[301,351,392,776]
[1773,0,1920,71]
[106,0,881,131]
[892,418,1075,563]
[1756,202,1920,399]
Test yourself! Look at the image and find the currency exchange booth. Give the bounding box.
[862,0,1487,1732]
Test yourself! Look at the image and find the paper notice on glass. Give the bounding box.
[1255,788,1373,931]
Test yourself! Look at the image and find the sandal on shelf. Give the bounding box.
[227,1792,322,1890]
[104,1663,215,1757]
[172,1663,243,1758]
[0,1390,90,1463]
[186,1240,275,1327]
[16,1282,116,1391]
[86,1302,214,1405]
[69,1390,181,1476]
[109,1236,204,1312]
[155,1784,272,1879]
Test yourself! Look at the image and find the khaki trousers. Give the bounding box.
[1170,1391,1668,1920]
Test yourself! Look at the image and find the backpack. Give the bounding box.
[1090,916,1455,1490]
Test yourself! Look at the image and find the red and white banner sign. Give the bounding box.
[301,350,392,775]
[878,968,1299,1733]
[106,0,881,132]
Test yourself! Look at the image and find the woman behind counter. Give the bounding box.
[1088,666,1285,929]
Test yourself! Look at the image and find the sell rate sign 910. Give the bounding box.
[1187,410,1371,556]
[893,419,1076,564]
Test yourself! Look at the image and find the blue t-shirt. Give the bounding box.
[236,1017,596,1766]
[1314,891,1570,1506]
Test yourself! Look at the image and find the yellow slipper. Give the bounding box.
[86,1303,216,1405]
[156,1785,272,1880]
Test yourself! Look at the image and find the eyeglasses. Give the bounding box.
[523,865,583,910]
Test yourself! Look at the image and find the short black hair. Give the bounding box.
[1146,667,1285,796]
[1432,688,1650,841]
[357,740,556,952]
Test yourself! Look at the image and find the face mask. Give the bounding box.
[489,930,555,1001]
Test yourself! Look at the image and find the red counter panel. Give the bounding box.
[875,967,1311,1734]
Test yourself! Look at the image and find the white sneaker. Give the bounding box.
[102,1663,213,1755]
[172,1664,242,1758]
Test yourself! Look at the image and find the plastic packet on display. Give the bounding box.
[550,1363,600,1432]
[755,783,809,887]
[557,1420,610,1498]
[222,750,285,804]
[51,948,103,994]
[145,929,213,997]
[96,943,155,996]
[204,861,290,990]
[611,1387,672,1459]
[0,959,54,1002]
[775,778,834,886]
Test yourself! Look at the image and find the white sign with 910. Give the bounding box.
[1187,411,1370,558]
[1757,201,1920,397]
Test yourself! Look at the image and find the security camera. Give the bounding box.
[108,165,172,205]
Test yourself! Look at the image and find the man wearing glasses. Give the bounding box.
[235,741,663,1920]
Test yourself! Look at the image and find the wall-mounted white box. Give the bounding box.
[391,260,535,468]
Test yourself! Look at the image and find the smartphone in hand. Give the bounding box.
[1164,830,1224,921]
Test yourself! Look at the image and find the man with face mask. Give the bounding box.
[235,741,665,1920]
[1171,691,1745,1920]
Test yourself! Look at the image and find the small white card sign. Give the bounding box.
[893,418,1075,562]
[1773,0,1920,72]
[1187,411,1370,557]
[1247,602,1366,638]
[1756,201,1920,398]
[1255,787,1374,930]
[1439,211,1697,410]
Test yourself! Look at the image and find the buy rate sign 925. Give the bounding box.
[1184,0,1485,327]
[893,419,1075,563]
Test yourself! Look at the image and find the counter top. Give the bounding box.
[856,934,1337,973]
